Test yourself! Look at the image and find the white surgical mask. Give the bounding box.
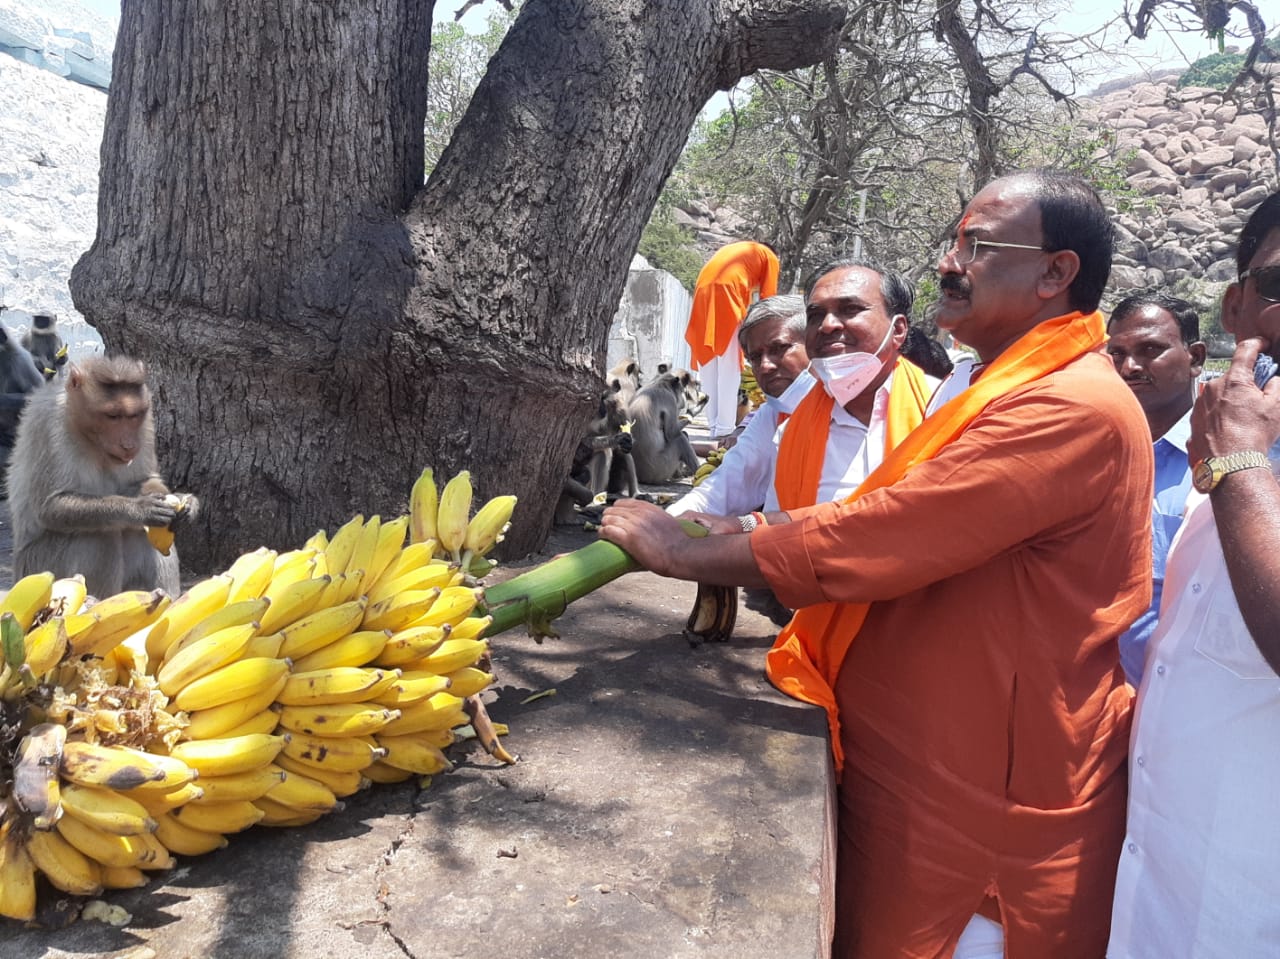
[764,369,816,416]
[808,323,895,406]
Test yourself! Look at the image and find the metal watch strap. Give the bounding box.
[738,513,759,533]
[1214,450,1271,481]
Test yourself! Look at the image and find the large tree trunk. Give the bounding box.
[71,0,844,571]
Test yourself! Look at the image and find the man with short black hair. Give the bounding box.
[1108,189,1280,959]
[1106,293,1205,684]
[603,170,1152,958]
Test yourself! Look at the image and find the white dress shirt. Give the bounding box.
[1107,440,1280,959]
[667,370,816,517]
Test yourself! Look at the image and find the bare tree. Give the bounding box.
[70,0,846,569]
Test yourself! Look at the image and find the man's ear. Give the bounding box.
[1037,249,1081,302]
[891,313,909,349]
[1220,281,1243,336]
[1188,340,1207,374]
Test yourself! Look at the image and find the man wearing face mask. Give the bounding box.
[600,170,1152,958]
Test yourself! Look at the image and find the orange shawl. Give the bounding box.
[765,311,1106,769]
[774,357,933,511]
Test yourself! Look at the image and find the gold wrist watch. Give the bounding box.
[1191,451,1271,493]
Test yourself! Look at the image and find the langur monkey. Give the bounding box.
[22,314,68,379]
[7,356,199,597]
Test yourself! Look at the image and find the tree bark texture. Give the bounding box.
[71,0,845,570]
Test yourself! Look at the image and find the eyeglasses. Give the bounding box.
[1239,265,1280,303]
[940,235,1045,265]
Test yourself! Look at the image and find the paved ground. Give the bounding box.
[0,427,836,959]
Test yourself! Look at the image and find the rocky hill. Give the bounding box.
[1089,71,1278,301]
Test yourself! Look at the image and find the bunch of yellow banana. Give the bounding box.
[0,466,520,921]
[692,447,726,487]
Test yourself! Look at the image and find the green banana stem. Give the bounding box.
[479,521,707,641]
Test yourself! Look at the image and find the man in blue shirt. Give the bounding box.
[1106,293,1205,685]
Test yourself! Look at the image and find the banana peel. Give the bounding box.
[683,582,737,644]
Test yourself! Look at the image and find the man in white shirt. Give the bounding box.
[668,294,812,517]
[1108,189,1280,959]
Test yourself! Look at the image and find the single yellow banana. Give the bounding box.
[276,599,368,660]
[145,574,234,664]
[436,470,473,558]
[171,657,292,713]
[189,766,286,803]
[407,586,483,630]
[444,666,496,698]
[271,547,319,583]
[369,540,439,590]
[290,629,388,672]
[409,468,439,546]
[463,494,518,557]
[56,815,153,869]
[315,571,357,609]
[362,588,443,633]
[338,516,381,601]
[321,513,365,580]
[414,637,490,675]
[243,631,285,660]
[152,811,228,856]
[303,528,329,551]
[276,666,400,706]
[180,669,288,740]
[59,783,157,837]
[379,693,467,737]
[26,828,104,895]
[47,574,88,618]
[101,864,149,889]
[22,616,68,676]
[280,731,387,773]
[362,760,416,784]
[0,570,55,631]
[131,831,177,871]
[372,670,452,707]
[365,562,455,607]
[372,625,449,668]
[61,741,198,792]
[171,799,265,834]
[124,782,204,814]
[252,795,326,828]
[262,768,340,813]
[276,703,401,738]
[273,754,368,798]
[376,735,454,776]
[160,597,269,665]
[223,548,278,604]
[169,733,289,779]
[217,708,284,739]
[448,615,493,641]
[68,589,171,659]
[257,575,330,634]
[365,515,409,589]
[0,826,37,921]
[157,623,259,697]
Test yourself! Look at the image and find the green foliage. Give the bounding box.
[425,6,519,174]
[637,213,703,291]
[1178,30,1280,90]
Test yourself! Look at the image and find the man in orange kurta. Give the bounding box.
[684,241,780,441]
[602,171,1153,958]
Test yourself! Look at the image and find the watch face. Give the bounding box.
[1192,459,1215,493]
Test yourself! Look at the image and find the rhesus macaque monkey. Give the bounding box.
[22,314,69,380]
[7,356,199,597]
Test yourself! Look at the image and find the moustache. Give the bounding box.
[939,274,970,297]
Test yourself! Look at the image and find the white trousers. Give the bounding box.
[699,341,742,438]
[953,913,1005,959]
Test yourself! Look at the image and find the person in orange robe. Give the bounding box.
[684,241,780,442]
[601,170,1153,959]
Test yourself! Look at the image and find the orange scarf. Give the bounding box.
[765,311,1106,771]
[774,357,933,511]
